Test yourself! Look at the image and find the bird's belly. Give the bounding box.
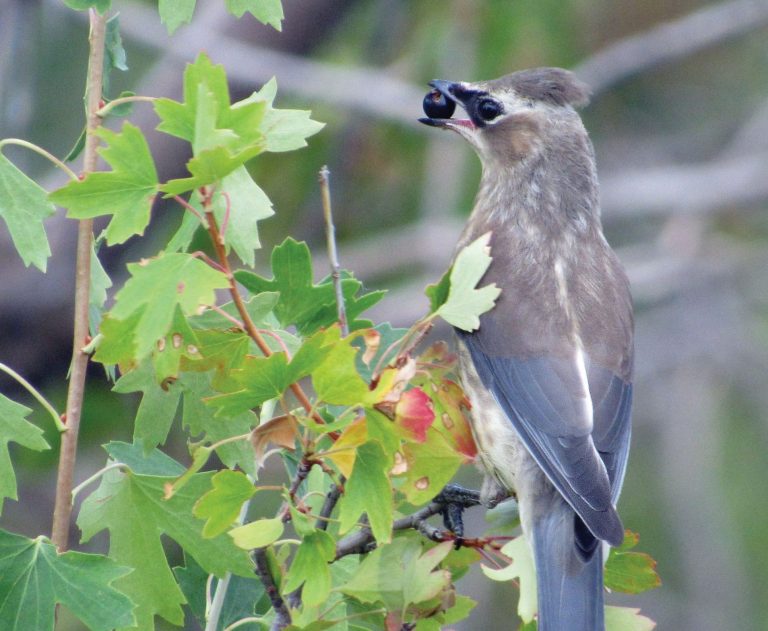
[457,342,537,501]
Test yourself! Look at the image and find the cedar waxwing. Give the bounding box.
[420,68,634,631]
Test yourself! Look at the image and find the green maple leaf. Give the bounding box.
[311,330,385,406]
[248,78,324,152]
[49,123,158,245]
[63,0,111,12]
[282,529,336,606]
[605,606,657,631]
[207,326,339,416]
[180,371,258,475]
[430,232,501,331]
[225,0,284,30]
[605,530,662,594]
[109,252,228,361]
[234,238,336,332]
[89,244,113,338]
[0,529,134,631]
[207,166,274,266]
[229,517,285,550]
[341,535,453,612]
[156,55,268,196]
[193,469,256,538]
[78,444,253,630]
[338,441,392,544]
[398,428,463,505]
[113,360,183,452]
[0,394,50,514]
[481,536,537,623]
[158,0,196,34]
[235,238,383,335]
[160,143,264,196]
[0,153,56,271]
[154,53,233,143]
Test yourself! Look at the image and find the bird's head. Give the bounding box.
[419,67,591,169]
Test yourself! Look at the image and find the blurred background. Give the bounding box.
[1,0,768,629]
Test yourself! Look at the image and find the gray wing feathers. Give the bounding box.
[459,331,626,545]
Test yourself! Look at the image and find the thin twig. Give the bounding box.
[173,195,206,223]
[575,0,768,95]
[70,462,127,501]
[95,94,157,118]
[202,195,324,426]
[0,361,65,432]
[253,547,291,630]
[318,166,348,336]
[0,138,79,181]
[316,480,344,531]
[51,7,108,553]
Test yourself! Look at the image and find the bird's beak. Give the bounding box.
[419,80,477,131]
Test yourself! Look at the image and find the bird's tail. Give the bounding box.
[531,498,605,631]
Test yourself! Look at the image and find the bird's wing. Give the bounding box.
[586,363,632,504]
[458,331,627,545]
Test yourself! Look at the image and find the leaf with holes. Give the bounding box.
[108,252,228,362]
[398,428,462,505]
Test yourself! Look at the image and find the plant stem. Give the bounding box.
[253,547,291,630]
[51,8,107,552]
[202,198,324,426]
[70,462,127,501]
[95,94,156,118]
[0,362,65,432]
[318,166,348,336]
[0,138,79,181]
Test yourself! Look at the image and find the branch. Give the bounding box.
[319,166,348,336]
[0,138,79,181]
[0,361,65,432]
[334,485,481,559]
[253,547,291,631]
[201,192,324,426]
[51,7,107,553]
[315,478,344,531]
[575,0,768,95]
[113,1,423,125]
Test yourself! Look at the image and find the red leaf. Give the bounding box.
[395,387,435,442]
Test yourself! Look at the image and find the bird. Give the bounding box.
[419,67,633,631]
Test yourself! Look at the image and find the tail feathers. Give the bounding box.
[532,501,605,631]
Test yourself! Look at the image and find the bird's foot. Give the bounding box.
[433,483,482,543]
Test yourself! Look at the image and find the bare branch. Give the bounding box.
[576,0,768,94]
[253,548,291,630]
[319,166,348,336]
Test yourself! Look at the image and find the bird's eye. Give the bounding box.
[476,98,502,121]
[423,89,456,119]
